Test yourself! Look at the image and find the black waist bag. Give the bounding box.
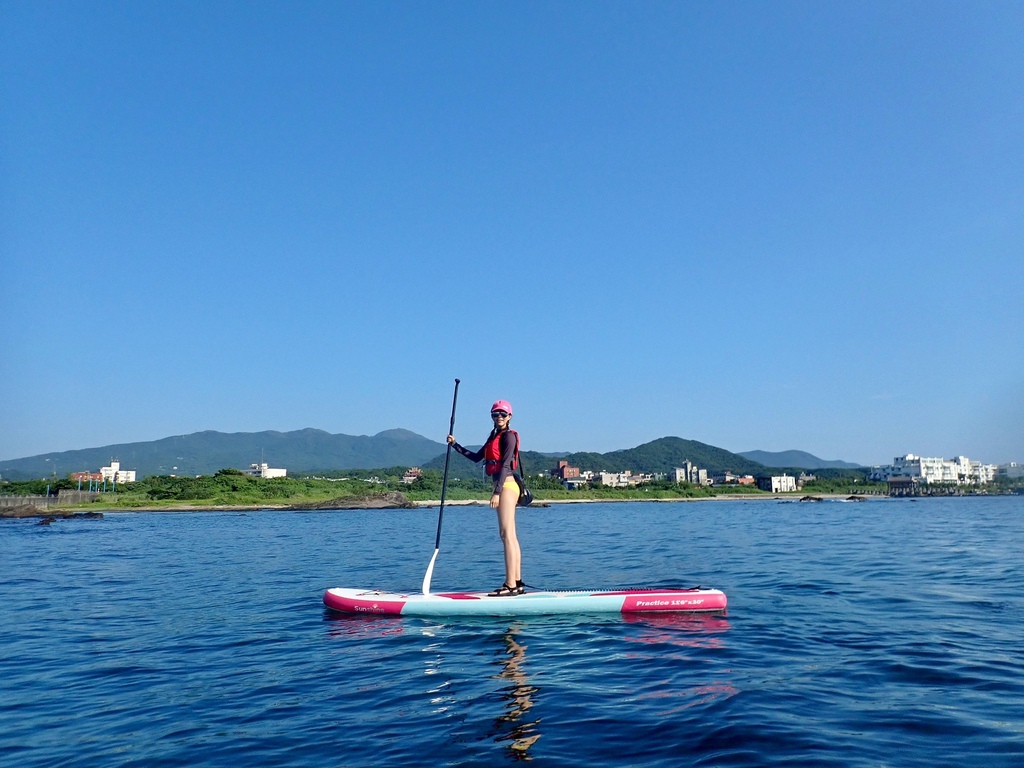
[513,439,533,507]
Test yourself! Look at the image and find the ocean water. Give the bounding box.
[2,497,1022,767]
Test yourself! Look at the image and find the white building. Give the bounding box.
[758,475,797,493]
[960,457,997,484]
[869,454,997,486]
[595,471,632,488]
[100,460,137,484]
[593,471,656,488]
[673,462,710,486]
[248,462,287,479]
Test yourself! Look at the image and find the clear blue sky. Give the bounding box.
[2,2,1022,466]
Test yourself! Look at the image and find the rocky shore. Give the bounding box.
[0,504,105,524]
[2,491,876,519]
[1,491,416,517]
[285,491,415,510]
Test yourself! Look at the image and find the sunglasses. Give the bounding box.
[491,411,509,419]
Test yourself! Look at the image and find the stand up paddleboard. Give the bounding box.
[329,382,728,618]
[323,586,727,617]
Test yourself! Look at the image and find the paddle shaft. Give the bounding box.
[422,378,459,594]
[434,378,460,548]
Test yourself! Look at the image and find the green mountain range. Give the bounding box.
[1,430,861,481]
[425,436,771,477]
[0,428,447,480]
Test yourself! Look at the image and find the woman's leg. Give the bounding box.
[497,483,521,587]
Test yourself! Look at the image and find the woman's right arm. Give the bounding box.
[448,435,484,463]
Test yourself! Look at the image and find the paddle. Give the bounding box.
[422,378,460,595]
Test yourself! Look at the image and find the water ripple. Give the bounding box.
[2,499,1023,766]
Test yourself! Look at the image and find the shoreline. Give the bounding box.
[10,491,1019,518]
[2,492,880,518]
[412,493,873,506]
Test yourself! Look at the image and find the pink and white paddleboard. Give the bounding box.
[323,586,727,617]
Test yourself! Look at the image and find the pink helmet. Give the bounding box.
[491,399,513,416]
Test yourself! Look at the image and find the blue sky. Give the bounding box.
[2,2,1022,466]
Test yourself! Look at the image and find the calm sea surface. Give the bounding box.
[2,497,1023,767]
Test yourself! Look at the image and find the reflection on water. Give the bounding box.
[491,623,541,760]
[322,610,407,640]
[322,611,736,761]
[622,610,731,649]
[421,627,456,718]
[9,499,1022,766]
[323,613,544,759]
[633,680,738,716]
[624,611,738,713]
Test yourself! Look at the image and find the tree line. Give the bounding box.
[6,465,1019,506]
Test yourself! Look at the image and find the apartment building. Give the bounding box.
[869,454,997,485]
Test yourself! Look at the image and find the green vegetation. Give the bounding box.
[0,476,101,496]
[4,463,1017,511]
[112,468,476,507]
[991,474,1024,492]
[1,471,407,509]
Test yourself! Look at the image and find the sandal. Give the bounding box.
[514,580,527,595]
[489,583,517,597]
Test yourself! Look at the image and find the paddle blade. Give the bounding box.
[422,548,439,595]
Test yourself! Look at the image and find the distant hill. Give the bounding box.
[1,429,863,482]
[424,436,767,477]
[739,449,861,470]
[0,428,448,480]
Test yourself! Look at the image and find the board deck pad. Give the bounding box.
[323,586,727,617]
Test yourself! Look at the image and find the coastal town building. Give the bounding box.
[593,470,656,488]
[402,467,423,484]
[868,454,997,486]
[553,461,580,480]
[712,472,756,486]
[997,462,1024,480]
[975,461,998,484]
[551,460,586,489]
[100,460,136,484]
[757,475,797,493]
[797,472,817,488]
[673,462,710,486]
[594,471,631,488]
[247,462,287,479]
[887,476,920,496]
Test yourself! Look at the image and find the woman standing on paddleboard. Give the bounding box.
[447,400,525,596]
